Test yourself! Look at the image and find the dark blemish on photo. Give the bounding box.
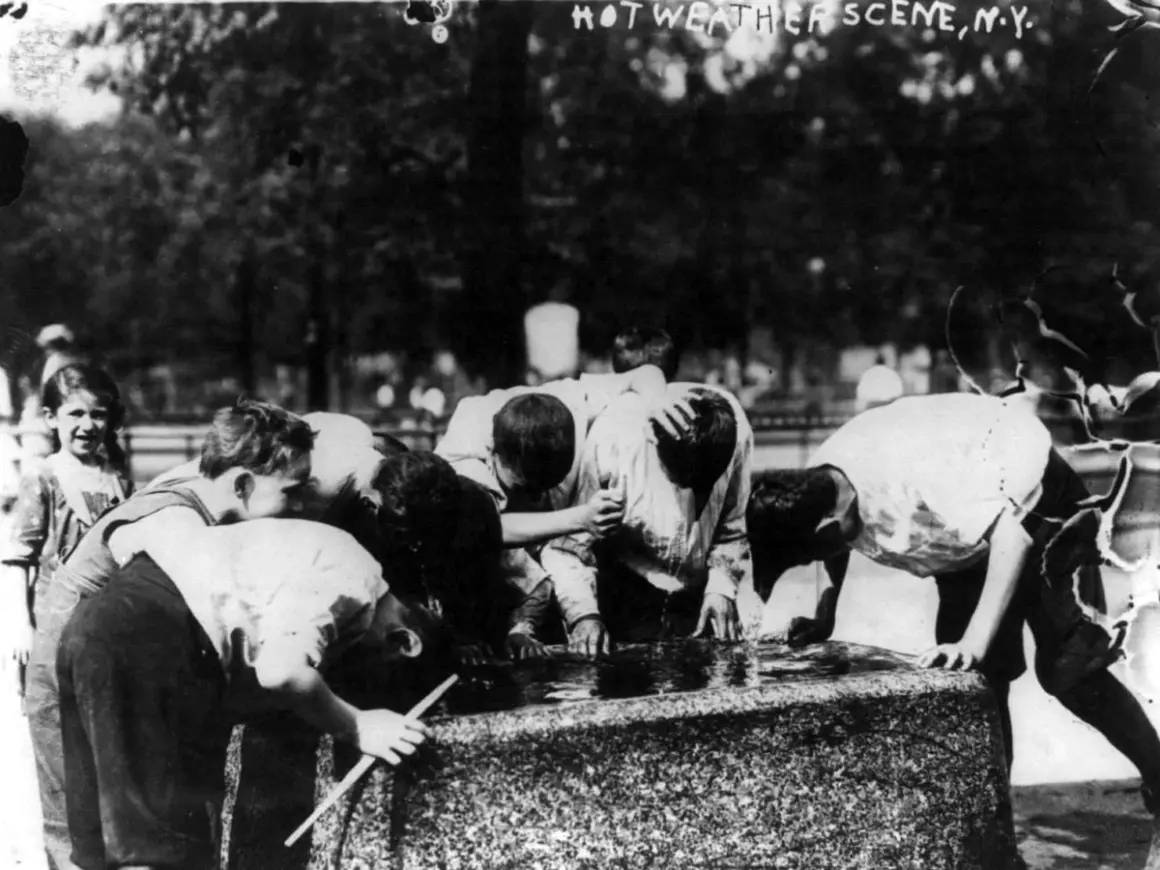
[0,116,29,207]
[287,147,304,168]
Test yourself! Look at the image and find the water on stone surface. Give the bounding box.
[439,640,913,716]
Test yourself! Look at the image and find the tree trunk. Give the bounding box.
[236,240,257,396]
[305,144,329,410]
[456,0,537,389]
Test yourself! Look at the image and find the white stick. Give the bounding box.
[283,673,459,848]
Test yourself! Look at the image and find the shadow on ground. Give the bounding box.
[1014,780,1153,870]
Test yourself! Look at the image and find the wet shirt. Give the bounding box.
[808,393,1051,577]
[434,375,632,513]
[2,451,133,583]
[542,384,754,628]
[167,519,388,676]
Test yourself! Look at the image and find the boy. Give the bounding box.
[746,392,1160,866]
[611,325,680,382]
[148,410,388,535]
[151,414,505,660]
[541,384,753,656]
[57,517,443,870]
[435,365,695,656]
[21,398,313,870]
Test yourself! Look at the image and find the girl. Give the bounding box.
[1,363,132,870]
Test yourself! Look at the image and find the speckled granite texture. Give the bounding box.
[223,642,1020,870]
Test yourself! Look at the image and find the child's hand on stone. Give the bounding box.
[454,643,490,667]
[505,631,550,661]
[354,709,431,766]
[917,642,981,672]
[569,617,611,658]
[785,615,834,648]
[581,490,625,538]
[694,593,741,641]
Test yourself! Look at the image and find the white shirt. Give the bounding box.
[809,393,1051,577]
[165,519,388,675]
[542,384,754,627]
[855,364,904,410]
[434,374,632,512]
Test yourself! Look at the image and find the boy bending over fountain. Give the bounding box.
[56,517,446,870]
[747,392,1160,869]
[541,384,754,657]
[435,366,695,658]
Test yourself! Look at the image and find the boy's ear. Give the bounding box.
[42,408,58,429]
[234,470,255,502]
[384,627,423,660]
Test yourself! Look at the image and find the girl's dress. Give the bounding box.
[2,448,133,870]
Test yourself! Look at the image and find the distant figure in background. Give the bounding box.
[37,325,84,388]
[1,365,134,870]
[855,353,904,413]
[612,326,680,381]
[929,349,962,394]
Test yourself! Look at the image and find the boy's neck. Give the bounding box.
[181,475,242,523]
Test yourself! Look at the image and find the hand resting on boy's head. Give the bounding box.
[643,386,698,442]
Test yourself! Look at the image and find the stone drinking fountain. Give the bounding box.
[221,640,1021,870]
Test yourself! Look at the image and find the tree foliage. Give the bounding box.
[0,0,1157,403]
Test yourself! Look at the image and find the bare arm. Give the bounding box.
[501,506,592,547]
[919,509,1029,670]
[961,510,1029,658]
[255,653,430,766]
[2,470,50,664]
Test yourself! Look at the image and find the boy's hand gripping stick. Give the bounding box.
[284,673,459,848]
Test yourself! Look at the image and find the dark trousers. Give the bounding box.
[57,554,232,870]
[934,450,1160,812]
[591,552,703,644]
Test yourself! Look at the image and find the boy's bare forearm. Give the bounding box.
[260,664,361,743]
[814,552,850,624]
[961,512,1030,657]
[501,508,586,547]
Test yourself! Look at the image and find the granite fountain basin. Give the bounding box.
[223,640,1020,870]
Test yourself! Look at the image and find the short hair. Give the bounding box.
[652,388,736,492]
[199,399,315,480]
[492,393,575,493]
[374,450,462,574]
[42,364,127,467]
[746,468,839,591]
[612,326,679,381]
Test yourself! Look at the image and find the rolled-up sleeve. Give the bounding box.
[704,427,754,601]
[436,395,508,510]
[3,470,50,567]
[540,432,619,628]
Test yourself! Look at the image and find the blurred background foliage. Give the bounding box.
[2,0,1160,412]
